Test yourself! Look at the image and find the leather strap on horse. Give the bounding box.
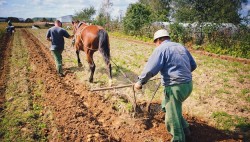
[74,26,98,51]
[74,26,86,46]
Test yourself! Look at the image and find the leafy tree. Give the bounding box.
[73,6,96,22]
[41,18,48,22]
[123,3,152,35]
[25,18,33,23]
[93,0,113,29]
[6,17,20,23]
[49,18,54,22]
[169,23,192,44]
[172,0,248,24]
[94,13,107,27]
[139,0,171,21]
[100,0,113,22]
[171,0,196,23]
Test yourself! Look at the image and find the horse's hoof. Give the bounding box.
[108,79,113,87]
[89,78,93,83]
[78,63,83,67]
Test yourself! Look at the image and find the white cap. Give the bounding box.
[153,29,170,42]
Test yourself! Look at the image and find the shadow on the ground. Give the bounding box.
[188,116,242,142]
[139,103,244,142]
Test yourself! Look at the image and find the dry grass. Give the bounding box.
[0,23,7,38]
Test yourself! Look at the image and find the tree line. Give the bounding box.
[74,0,249,31]
[74,0,249,59]
[2,17,57,23]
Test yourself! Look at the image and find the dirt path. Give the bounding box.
[1,29,243,141]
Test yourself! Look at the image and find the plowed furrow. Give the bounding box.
[21,29,113,141]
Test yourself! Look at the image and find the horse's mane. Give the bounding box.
[77,22,84,28]
[77,22,88,28]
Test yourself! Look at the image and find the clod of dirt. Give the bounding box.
[7,97,14,102]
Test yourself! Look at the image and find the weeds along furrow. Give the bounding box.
[0,33,13,141]
[0,34,12,111]
[0,30,47,141]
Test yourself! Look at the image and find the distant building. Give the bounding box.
[57,15,73,23]
[0,17,8,22]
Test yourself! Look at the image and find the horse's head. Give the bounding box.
[71,20,88,35]
[71,20,79,35]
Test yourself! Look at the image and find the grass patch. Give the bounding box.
[109,31,152,43]
[215,88,231,95]
[113,98,133,113]
[212,111,250,131]
[240,88,250,103]
[0,23,7,39]
[237,75,245,84]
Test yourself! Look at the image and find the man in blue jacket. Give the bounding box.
[46,20,73,77]
[134,29,197,142]
[7,20,12,26]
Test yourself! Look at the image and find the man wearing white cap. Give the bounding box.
[134,29,197,142]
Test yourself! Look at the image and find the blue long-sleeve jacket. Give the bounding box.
[46,26,70,51]
[138,40,197,86]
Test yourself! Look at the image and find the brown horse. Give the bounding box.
[72,21,112,84]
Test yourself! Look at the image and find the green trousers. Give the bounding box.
[161,81,193,142]
[51,50,63,74]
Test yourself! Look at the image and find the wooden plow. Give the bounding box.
[90,59,161,114]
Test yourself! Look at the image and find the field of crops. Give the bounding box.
[0,23,249,141]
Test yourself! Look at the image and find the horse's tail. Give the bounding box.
[98,29,110,65]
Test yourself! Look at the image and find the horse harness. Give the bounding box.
[74,23,98,51]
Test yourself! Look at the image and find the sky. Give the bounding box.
[0,0,249,20]
[241,0,250,16]
[0,0,138,19]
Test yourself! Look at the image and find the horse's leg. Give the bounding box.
[107,61,112,86]
[76,50,83,67]
[86,51,95,83]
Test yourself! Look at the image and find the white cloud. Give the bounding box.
[0,0,139,19]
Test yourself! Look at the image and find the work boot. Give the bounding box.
[184,127,191,136]
[58,73,65,77]
[184,127,192,142]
